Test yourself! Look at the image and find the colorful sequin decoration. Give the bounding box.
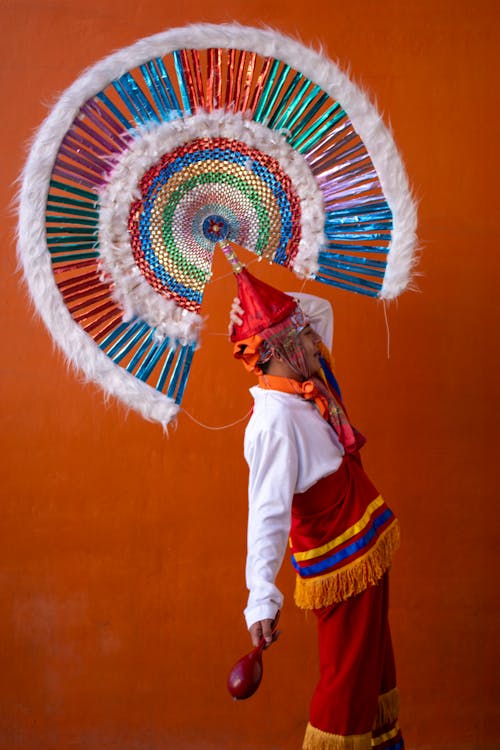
[20,26,415,425]
[128,137,300,314]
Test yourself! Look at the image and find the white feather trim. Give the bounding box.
[17,135,180,428]
[17,23,417,427]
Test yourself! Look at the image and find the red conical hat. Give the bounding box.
[231,267,297,343]
[218,242,297,343]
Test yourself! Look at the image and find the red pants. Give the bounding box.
[303,575,404,749]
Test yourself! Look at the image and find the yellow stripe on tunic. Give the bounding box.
[293,495,385,562]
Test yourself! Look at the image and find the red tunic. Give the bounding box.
[290,453,400,610]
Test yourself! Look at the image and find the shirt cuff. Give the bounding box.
[244,601,281,630]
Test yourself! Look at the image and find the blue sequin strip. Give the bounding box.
[97,317,195,402]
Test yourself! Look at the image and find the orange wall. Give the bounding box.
[1,1,498,748]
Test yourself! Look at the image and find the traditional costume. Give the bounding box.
[226,245,403,750]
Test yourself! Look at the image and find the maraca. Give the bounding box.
[227,614,280,700]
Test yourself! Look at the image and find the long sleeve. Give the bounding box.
[244,426,299,629]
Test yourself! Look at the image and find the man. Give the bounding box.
[226,245,403,750]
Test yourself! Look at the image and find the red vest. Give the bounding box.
[290,454,399,610]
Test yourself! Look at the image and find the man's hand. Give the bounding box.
[248,612,280,648]
[249,619,274,648]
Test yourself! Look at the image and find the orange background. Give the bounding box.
[1,1,498,748]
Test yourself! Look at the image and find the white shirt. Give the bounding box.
[242,294,342,628]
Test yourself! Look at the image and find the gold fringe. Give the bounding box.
[302,722,372,750]
[294,522,400,610]
[373,688,400,729]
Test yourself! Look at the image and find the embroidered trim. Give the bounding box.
[303,722,371,750]
[294,521,400,609]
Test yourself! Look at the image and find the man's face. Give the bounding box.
[297,324,322,377]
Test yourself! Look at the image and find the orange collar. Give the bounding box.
[257,374,330,420]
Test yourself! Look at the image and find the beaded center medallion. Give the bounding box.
[127,137,301,313]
